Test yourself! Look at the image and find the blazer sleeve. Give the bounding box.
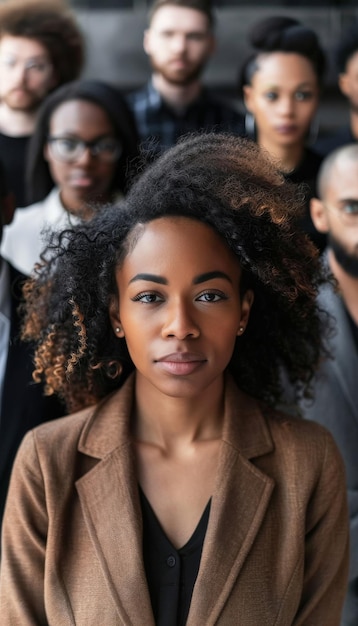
[292,429,349,626]
[0,430,48,625]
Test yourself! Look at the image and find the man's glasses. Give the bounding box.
[0,55,53,77]
[47,136,123,163]
[324,200,358,224]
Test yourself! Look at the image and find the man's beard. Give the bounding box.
[329,232,358,277]
[1,88,44,113]
[150,56,206,87]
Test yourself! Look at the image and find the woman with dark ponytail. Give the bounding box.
[239,16,326,251]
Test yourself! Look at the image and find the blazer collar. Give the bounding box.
[78,373,274,462]
[77,375,135,459]
[76,374,275,625]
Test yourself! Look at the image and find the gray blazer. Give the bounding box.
[300,276,358,626]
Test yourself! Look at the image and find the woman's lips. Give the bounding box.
[155,353,206,375]
[274,124,299,135]
[69,173,95,188]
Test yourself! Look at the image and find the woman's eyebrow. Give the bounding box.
[128,271,233,286]
[193,271,233,285]
[129,273,168,285]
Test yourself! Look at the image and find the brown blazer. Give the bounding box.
[0,375,349,625]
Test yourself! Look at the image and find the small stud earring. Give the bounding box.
[115,327,121,333]
[239,326,244,333]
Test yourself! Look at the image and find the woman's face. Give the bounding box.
[243,52,319,151]
[44,99,120,214]
[110,216,253,401]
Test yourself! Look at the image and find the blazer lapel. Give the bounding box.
[75,378,155,626]
[187,378,275,625]
[75,375,274,625]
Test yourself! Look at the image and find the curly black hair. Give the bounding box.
[238,16,326,95]
[21,133,331,412]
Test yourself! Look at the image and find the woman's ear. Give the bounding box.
[109,296,125,338]
[237,289,254,336]
[44,142,50,163]
[243,84,254,113]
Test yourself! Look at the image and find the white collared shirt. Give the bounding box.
[0,188,81,275]
[0,258,11,417]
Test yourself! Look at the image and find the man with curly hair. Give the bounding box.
[0,0,84,206]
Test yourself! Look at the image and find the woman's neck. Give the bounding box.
[258,137,305,173]
[132,374,225,453]
[59,190,111,220]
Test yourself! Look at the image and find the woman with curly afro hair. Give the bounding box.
[0,134,348,625]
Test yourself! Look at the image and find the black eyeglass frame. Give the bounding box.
[47,135,123,163]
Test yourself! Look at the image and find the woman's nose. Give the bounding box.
[75,146,94,165]
[161,300,200,340]
[278,96,295,116]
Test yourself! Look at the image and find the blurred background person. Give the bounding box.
[0,0,84,207]
[300,143,358,626]
[316,22,358,157]
[0,161,64,536]
[126,0,244,157]
[1,79,139,275]
[239,16,326,251]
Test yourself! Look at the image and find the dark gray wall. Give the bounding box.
[75,6,358,133]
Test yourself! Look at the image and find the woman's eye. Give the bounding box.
[132,292,163,303]
[295,91,313,101]
[59,139,78,152]
[197,291,227,303]
[264,92,278,101]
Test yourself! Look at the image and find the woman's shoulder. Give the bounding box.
[3,189,58,234]
[287,148,323,184]
[263,404,345,477]
[18,401,98,463]
[265,403,335,443]
[19,382,131,464]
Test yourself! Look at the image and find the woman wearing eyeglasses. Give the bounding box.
[0,79,140,275]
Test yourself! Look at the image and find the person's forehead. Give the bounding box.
[49,99,114,135]
[123,217,239,271]
[326,157,358,200]
[253,52,317,84]
[150,5,210,32]
[0,34,50,59]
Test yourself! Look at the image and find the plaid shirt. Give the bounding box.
[126,80,245,157]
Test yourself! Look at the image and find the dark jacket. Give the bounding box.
[299,255,358,626]
[0,262,65,531]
